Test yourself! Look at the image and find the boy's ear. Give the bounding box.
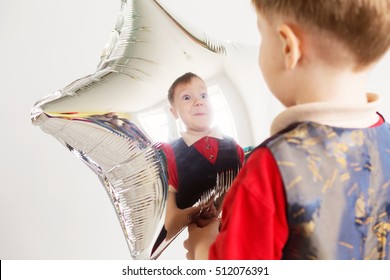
[278,24,301,70]
[170,107,179,119]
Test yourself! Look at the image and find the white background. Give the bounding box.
[0,0,389,260]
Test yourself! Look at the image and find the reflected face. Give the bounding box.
[171,77,214,134]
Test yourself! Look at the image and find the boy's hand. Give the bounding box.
[184,218,220,260]
[191,196,219,226]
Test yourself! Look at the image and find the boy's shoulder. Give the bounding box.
[260,122,304,148]
[245,119,390,171]
[244,122,303,161]
[220,134,237,142]
[258,119,390,152]
[168,136,185,146]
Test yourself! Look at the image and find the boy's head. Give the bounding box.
[251,0,390,69]
[168,72,214,134]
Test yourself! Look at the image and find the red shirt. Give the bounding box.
[209,116,385,259]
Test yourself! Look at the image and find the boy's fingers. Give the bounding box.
[198,217,221,229]
[183,238,189,250]
[183,227,195,260]
[187,222,198,233]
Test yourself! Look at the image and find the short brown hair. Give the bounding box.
[252,0,390,68]
[168,72,202,105]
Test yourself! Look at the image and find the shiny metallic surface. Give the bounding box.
[31,0,247,259]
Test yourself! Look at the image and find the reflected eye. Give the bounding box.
[201,93,208,99]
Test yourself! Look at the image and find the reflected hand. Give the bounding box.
[192,197,219,227]
[183,218,220,260]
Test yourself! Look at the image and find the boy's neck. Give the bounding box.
[292,64,371,106]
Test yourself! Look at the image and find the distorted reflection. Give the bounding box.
[31,0,260,259]
[137,81,239,143]
[150,73,243,255]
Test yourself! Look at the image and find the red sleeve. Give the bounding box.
[209,147,288,259]
[160,143,179,190]
[236,144,245,166]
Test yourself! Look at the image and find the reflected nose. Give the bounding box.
[194,97,204,106]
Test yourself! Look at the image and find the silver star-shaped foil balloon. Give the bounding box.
[31,0,256,259]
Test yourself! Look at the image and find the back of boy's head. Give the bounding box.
[252,0,390,68]
[168,72,202,105]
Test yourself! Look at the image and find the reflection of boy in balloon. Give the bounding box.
[161,72,244,240]
[185,0,390,259]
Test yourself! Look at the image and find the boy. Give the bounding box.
[184,0,390,259]
[161,72,244,240]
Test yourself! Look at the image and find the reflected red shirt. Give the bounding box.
[162,137,244,190]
